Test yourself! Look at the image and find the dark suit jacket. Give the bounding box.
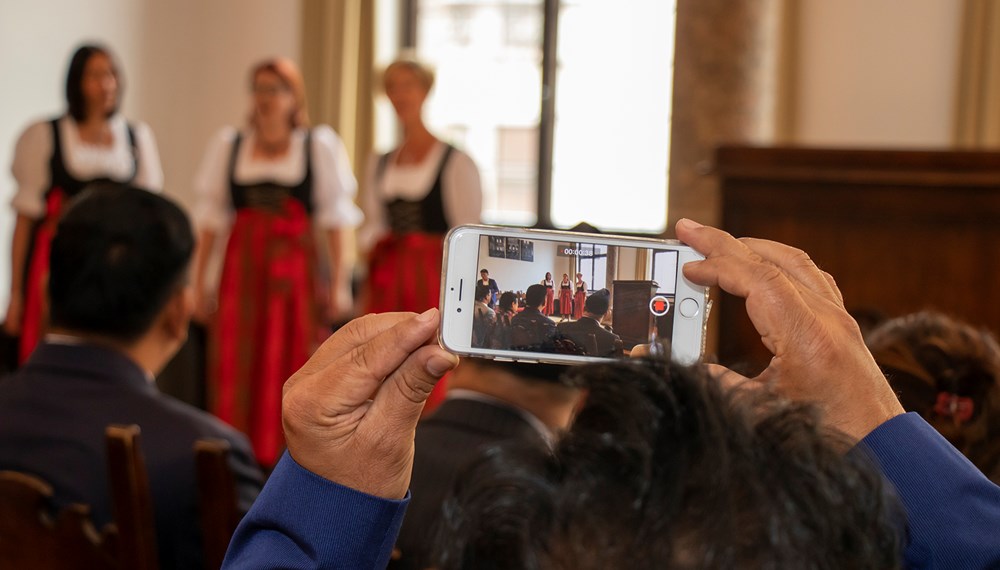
[510,307,557,351]
[557,316,621,357]
[389,397,548,570]
[0,342,263,570]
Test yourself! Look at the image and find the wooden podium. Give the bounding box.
[612,280,658,350]
[715,145,1000,374]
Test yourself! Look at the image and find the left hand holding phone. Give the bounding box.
[281,309,459,499]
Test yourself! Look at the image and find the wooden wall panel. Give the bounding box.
[715,146,1000,375]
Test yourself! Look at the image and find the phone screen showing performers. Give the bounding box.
[472,234,681,360]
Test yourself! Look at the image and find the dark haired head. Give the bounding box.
[583,288,610,316]
[525,284,547,308]
[480,269,489,275]
[66,44,120,122]
[435,359,903,569]
[475,284,491,303]
[498,292,516,313]
[48,184,195,343]
[867,311,1000,481]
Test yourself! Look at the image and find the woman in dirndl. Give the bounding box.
[358,56,482,409]
[5,45,163,364]
[192,58,361,467]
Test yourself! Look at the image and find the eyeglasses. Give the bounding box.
[253,84,290,97]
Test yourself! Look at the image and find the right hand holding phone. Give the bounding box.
[675,218,904,442]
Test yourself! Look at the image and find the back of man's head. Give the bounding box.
[475,283,491,303]
[49,184,195,343]
[583,288,610,316]
[525,284,546,309]
[434,358,903,569]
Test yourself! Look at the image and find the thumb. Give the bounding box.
[370,344,459,427]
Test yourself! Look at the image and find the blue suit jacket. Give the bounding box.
[0,342,263,570]
[224,413,1000,568]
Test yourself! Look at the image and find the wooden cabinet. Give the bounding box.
[715,145,1000,375]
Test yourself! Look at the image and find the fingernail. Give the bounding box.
[417,308,437,323]
[677,218,704,230]
[426,354,456,377]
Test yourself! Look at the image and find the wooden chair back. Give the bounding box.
[194,438,240,570]
[105,424,159,570]
[0,470,119,569]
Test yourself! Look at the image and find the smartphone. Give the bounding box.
[439,225,709,365]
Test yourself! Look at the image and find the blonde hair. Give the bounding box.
[249,57,310,128]
[382,55,435,93]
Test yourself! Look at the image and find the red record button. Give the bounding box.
[649,295,671,317]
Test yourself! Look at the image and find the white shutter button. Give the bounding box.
[679,298,700,318]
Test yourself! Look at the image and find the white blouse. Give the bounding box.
[193,125,363,231]
[10,114,163,219]
[358,141,482,251]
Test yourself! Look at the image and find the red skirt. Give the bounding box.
[365,232,448,411]
[210,202,321,467]
[559,288,573,316]
[543,287,555,316]
[573,290,587,320]
[19,189,67,363]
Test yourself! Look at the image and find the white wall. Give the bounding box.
[793,0,962,147]
[0,0,300,314]
[477,237,560,294]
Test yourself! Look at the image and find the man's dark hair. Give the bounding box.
[475,284,491,303]
[49,184,195,343]
[434,358,903,569]
[66,44,120,122]
[498,292,516,313]
[583,288,610,316]
[525,284,546,309]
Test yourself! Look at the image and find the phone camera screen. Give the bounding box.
[472,234,679,359]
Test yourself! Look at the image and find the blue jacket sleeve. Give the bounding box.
[222,452,409,569]
[857,412,1000,568]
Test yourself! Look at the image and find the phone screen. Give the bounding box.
[471,233,684,360]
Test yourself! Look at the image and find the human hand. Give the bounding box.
[191,290,216,325]
[3,293,23,335]
[281,309,459,499]
[676,219,904,442]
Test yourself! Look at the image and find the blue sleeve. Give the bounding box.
[222,452,409,569]
[857,412,1000,568]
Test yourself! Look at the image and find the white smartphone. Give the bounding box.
[439,225,709,365]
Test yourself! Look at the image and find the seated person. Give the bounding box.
[222,220,1000,569]
[556,288,622,357]
[432,358,903,569]
[509,284,557,352]
[390,358,583,570]
[490,291,518,350]
[0,185,263,570]
[471,284,495,348]
[867,310,1000,483]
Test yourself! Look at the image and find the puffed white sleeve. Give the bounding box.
[131,121,163,192]
[442,148,483,226]
[192,127,238,232]
[310,125,363,229]
[356,152,389,253]
[10,120,53,220]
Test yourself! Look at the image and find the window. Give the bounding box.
[380,0,676,233]
[575,243,607,292]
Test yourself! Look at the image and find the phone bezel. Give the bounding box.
[439,225,709,365]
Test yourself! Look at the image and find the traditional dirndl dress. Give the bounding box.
[210,132,322,467]
[573,280,587,320]
[19,118,138,363]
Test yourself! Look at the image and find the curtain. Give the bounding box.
[954,0,1000,147]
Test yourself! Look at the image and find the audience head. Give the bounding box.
[249,57,309,129]
[66,44,120,122]
[525,284,547,310]
[383,55,435,126]
[49,184,195,353]
[434,358,903,569]
[583,288,611,318]
[475,284,491,304]
[498,292,517,313]
[867,311,1000,479]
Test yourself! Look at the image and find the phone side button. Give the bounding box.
[679,298,700,318]
[493,356,517,363]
